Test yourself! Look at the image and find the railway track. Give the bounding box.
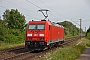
[0,45,25,54]
[0,36,84,60]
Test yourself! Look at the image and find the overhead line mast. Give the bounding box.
[79,19,82,40]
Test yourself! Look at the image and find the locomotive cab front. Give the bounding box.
[25,20,49,50]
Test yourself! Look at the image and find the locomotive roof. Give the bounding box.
[29,20,64,28]
[29,20,52,25]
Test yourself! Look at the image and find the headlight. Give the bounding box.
[27,34,32,36]
[39,34,44,36]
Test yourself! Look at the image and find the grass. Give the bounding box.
[39,38,90,60]
[0,41,24,50]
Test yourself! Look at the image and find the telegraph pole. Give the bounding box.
[79,19,82,40]
[85,27,86,36]
[85,27,86,33]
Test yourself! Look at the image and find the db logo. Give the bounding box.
[34,34,38,36]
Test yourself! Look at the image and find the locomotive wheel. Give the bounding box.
[48,44,53,49]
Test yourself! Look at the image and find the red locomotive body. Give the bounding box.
[25,20,64,51]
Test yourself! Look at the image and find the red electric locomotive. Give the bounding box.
[25,20,64,51]
[25,9,64,51]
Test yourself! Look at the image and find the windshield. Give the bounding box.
[28,24,45,30]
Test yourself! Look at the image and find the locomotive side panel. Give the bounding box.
[50,26,64,40]
[47,25,64,45]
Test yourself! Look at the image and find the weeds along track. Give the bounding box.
[0,45,24,54]
[0,36,84,60]
[62,36,81,46]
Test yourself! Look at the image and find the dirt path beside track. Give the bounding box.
[76,47,90,60]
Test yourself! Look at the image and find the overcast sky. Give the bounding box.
[0,0,90,31]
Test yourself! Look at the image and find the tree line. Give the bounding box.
[0,9,26,44]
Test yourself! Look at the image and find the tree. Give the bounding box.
[3,9,26,30]
[2,9,10,20]
[0,20,7,41]
[86,27,90,40]
[87,27,90,33]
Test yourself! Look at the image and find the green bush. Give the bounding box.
[86,32,90,40]
[0,29,25,44]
